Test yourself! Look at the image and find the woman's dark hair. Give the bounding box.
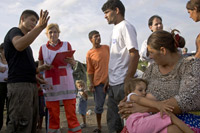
[147,29,185,53]
[186,0,200,12]
[101,0,125,17]
[148,15,162,27]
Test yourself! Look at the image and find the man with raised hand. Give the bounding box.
[4,9,50,132]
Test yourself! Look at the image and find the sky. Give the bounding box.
[0,0,199,63]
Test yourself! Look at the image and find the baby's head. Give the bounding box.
[124,78,147,97]
[75,80,86,91]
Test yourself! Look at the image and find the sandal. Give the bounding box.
[93,128,101,133]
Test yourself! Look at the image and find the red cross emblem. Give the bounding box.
[45,67,67,85]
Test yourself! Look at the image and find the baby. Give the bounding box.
[75,80,88,128]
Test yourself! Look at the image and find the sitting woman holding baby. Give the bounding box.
[119,29,200,132]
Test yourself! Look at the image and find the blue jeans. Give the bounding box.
[93,84,106,114]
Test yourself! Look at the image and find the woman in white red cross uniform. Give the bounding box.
[38,23,81,133]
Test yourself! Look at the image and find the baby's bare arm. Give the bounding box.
[130,93,174,114]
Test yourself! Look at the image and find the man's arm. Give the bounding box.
[12,10,50,51]
[124,48,139,81]
[103,77,109,93]
[86,53,95,92]
[88,74,94,92]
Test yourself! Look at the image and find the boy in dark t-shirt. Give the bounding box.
[4,27,36,83]
[3,9,50,133]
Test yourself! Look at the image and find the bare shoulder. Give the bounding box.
[102,44,109,48]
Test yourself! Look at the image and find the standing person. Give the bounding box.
[186,0,200,118]
[101,0,140,132]
[186,0,200,58]
[86,30,109,133]
[0,43,8,131]
[140,15,163,64]
[38,23,81,133]
[75,80,88,129]
[3,9,50,133]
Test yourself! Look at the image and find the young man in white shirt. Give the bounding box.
[102,0,139,132]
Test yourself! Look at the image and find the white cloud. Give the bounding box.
[36,0,78,10]
[1,0,200,62]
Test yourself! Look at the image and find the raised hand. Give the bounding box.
[38,9,50,29]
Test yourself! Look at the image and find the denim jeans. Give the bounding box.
[93,83,106,114]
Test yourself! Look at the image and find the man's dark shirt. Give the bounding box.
[4,27,36,83]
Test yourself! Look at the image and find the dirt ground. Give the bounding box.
[1,96,109,133]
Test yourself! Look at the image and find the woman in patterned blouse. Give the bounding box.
[119,30,200,132]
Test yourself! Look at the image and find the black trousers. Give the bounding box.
[0,82,7,130]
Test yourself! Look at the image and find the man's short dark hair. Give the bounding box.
[148,15,162,26]
[101,0,125,17]
[19,10,39,24]
[0,43,4,50]
[88,30,99,39]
